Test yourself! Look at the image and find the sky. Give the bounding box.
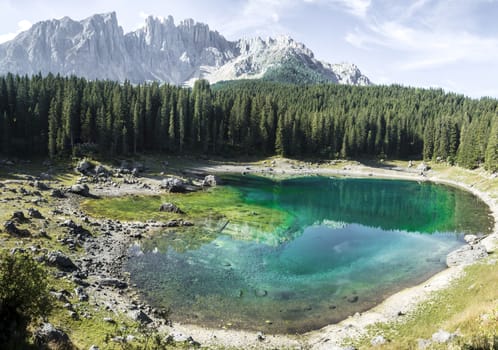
[0,0,498,98]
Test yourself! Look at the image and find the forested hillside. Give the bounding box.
[0,73,497,171]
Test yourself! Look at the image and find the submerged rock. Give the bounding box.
[254,289,268,297]
[347,295,359,303]
[98,278,128,289]
[446,244,488,267]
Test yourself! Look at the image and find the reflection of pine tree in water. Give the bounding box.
[271,177,490,234]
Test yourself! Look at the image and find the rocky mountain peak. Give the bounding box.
[0,12,371,86]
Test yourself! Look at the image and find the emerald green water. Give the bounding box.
[126,176,493,333]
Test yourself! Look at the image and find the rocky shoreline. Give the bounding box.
[1,158,496,349]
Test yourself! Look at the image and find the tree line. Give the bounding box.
[0,73,497,171]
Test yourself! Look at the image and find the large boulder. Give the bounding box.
[68,184,90,197]
[446,244,488,267]
[161,177,187,193]
[34,323,71,350]
[46,251,78,271]
[159,203,185,214]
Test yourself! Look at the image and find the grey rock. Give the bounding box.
[129,310,153,324]
[446,244,488,267]
[159,202,185,214]
[76,159,93,174]
[417,162,430,172]
[3,220,19,235]
[347,295,359,303]
[68,184,90,196]
[371,335,386,346]
[0,13,371,87]
[40,172,52,180]
[431,329,457,343]
[34,323,71,349]
[98,278,128,289]
[201,174,219,187]
[464,234,479,245]
[103,317,115,323]
[417,339,431,349]
[51,189,66,198]
[28,207,44,219]
[12,211,27,222]
[161,177,186,193]
[46,251,78,271]
[75,286,89,302]
[34,180,50,191]
[94,164,110,176]
[254,289,268,297]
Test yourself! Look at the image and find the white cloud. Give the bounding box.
[304,0,371,18]
[344,0,498,70]
[220,0,297,37]
[0,19,32,44]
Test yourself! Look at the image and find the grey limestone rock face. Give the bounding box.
[0,12,371,87]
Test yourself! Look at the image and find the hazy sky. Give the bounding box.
[1,0,498,98]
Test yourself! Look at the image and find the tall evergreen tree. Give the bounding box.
[485,117,498,172]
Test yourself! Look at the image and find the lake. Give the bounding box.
[126,175,493,333]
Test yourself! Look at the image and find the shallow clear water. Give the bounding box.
[126,176,493,333]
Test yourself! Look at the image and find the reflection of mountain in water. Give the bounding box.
[224,175,492,235]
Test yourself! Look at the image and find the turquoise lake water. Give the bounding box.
[126,176,493,333]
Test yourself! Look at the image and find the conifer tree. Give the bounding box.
[485,117,498,172]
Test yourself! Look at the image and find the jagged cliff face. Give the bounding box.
[0,12,371,86]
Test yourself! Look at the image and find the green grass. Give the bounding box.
[353,257,498,349]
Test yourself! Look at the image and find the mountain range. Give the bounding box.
[0,12,371,86]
